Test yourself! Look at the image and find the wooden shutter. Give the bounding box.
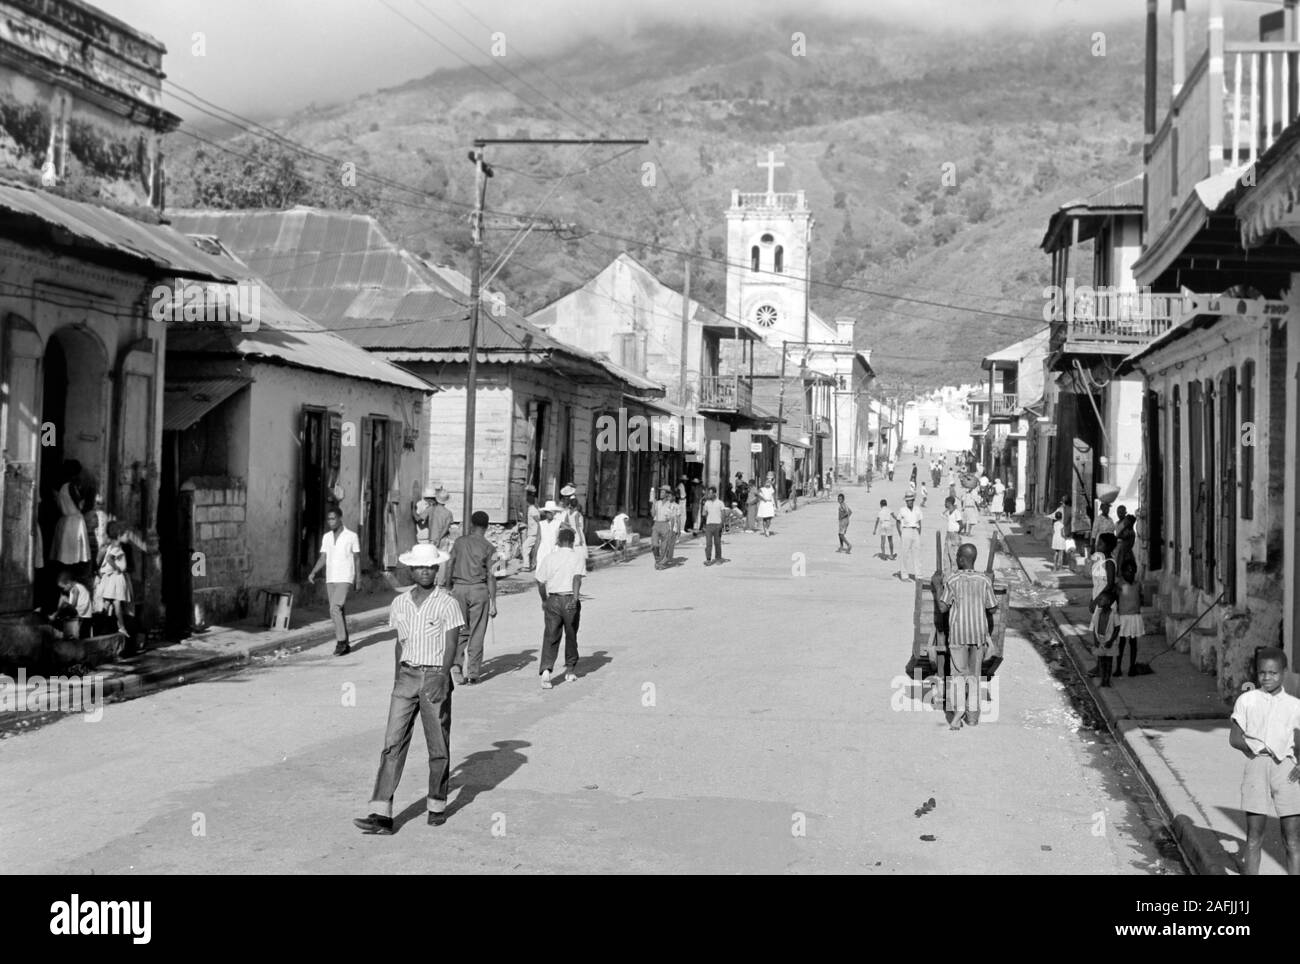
[1172,385,1181,576]
[1203,378,1217,591]
[1188,381,1203,588]
[0,320,42,612]
[1144,389,1164,571]
[1219,367,1237,604]
[1240,359,1255,520]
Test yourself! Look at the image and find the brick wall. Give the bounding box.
[182,477,250,625]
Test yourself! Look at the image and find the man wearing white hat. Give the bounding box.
[427,485,454,551]
[354,542,464,835]
[535,499,563,569]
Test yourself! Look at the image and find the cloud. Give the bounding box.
[95,0,1143,119]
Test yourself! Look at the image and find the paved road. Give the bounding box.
[0,464,1182,873]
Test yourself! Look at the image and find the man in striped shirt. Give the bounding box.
[937,543,998,730]
[354,542,465,834]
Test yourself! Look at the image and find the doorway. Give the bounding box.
[298,407,340,577]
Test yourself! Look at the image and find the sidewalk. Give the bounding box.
[997,515,1287,875]
[1,528,700,724]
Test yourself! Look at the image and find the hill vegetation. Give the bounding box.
[166,10,1210,388]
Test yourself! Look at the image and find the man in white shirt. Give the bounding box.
[535,527,587,688]
[520,485,541,570]
[307,507,361,656]
[897,493,924,582]
[701,486,726,566]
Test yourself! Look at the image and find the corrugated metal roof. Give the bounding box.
[162,254,433,393]
[163,375,252,431]
[168,207,660,394]
[0,179,237,282]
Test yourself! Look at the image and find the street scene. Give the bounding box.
[1,0,1299,891]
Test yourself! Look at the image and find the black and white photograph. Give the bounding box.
[0,0,1296,922]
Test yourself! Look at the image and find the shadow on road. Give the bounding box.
[447,739,532,817]
[477,648,537,681]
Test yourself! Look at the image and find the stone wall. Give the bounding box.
[183,477,249,625]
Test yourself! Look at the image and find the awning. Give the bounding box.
[0,179,237,282]
[163,375,252,431]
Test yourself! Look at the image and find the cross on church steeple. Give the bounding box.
[758,150,784,194]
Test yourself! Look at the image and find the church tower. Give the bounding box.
[725,151,814,347]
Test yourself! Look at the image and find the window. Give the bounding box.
[754,304,778,328]
[751,245,760,272]
[1240,359,1255,520]
[761,233,774,244]
[774,245,784,273]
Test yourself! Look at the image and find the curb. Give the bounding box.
[96,608,393,702]
[996,523,1233,876]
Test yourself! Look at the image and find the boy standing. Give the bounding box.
[873,499,896,560]
[836,493,852,554]
[942,496,962,574]
[700,486,725,566]
[1229,648,1300,874]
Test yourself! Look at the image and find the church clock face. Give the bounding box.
[754,303,778,328]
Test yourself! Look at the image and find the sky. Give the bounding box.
[96,0,1154,120]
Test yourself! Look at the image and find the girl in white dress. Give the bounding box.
[93,521,132,635]
[757,480,776,536]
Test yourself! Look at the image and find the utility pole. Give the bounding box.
[775,341,788,497]
[460,136,647,520]
[463,148,493,521]
[679,257,691,407]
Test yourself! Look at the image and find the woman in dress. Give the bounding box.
[50,459,90,570]
[534,500,563,569]
[1088,533,1119,684]
[93,520,132,636]
[564,496,587,558]
[757,476,777,537]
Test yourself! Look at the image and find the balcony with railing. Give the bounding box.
[698,374,753,416]
[989,393,1019,420]
[1147,39,1300,242]
[1048,289,1179,355]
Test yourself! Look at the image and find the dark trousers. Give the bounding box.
[541,594,580,673]
[369,663,452,816]
[704,522,723,561]
[451,583,490,679]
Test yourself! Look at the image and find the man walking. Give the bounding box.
[651,487,675,569]
[413,486,436,544]
[535,527,586,689]
[442,510,498,686]
[936,543,998,730]
[897,492,924,582]
[307,506,360,656]
[701,485,725,565]
[353,543,464,833]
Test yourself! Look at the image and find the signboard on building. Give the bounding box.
[1039,423,1058,437]
[750,442,763,453]
[1178,294,1292,322]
